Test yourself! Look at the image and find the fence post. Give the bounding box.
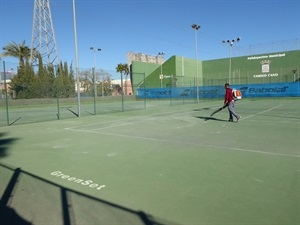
[121,72,124,112]
[3,61,9,126]
[93,67,96,115]
[55,65,60,120]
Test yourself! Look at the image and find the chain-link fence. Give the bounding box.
[134,73,199,106]
[1,60,299,126]
[0,62,146,126]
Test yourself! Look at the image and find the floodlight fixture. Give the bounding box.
[223,37,241,46]
[90,47,101,52]
[191,24,201,30]
[222,37,241,83]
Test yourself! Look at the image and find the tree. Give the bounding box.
[10,61,36,98]
[1,41,33,67]
[116,63,129,95]
[35,54,55,98]
[59,61,75,97]
[9,56,75,99]
[99,70,113,96]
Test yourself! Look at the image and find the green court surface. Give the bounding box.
[0,98,299,225]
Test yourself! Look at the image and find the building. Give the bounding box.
[111,79,133,96]
[130,50,300,95]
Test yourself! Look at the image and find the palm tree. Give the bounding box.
[1,41,32,66]
[116,63,129,95]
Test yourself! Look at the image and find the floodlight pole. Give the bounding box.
[72,0,80,117]
[158,52,165,88]
[90,47,101,115]
[191,24,200,103]
[222,37,240,84]
[90,47,101,94]
[90,47,101,69]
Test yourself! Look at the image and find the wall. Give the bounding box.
[130,50,300,93]
[202,50,300,85]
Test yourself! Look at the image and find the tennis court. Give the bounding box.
[0,98,299,225]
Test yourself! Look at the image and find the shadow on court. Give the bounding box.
[0,133,31,224]
[193,107,212,111]
[0,132,19,158]
[0,133,178,225]
[0,163,180,225]
[195,116,228,122]
[0,202,32,225]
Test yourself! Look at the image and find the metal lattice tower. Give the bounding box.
[30,0,59,66]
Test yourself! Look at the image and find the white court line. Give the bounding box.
[65,108,199,130]
[66,127,300,158]
[67,128,161,141]
[65,103,299,158]
[213,145,300,158]
[66,103,283,131]
[240,104,283,121]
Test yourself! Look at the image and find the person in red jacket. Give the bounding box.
[224,83,240,122]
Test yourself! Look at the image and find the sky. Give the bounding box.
[0,0,299,79]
